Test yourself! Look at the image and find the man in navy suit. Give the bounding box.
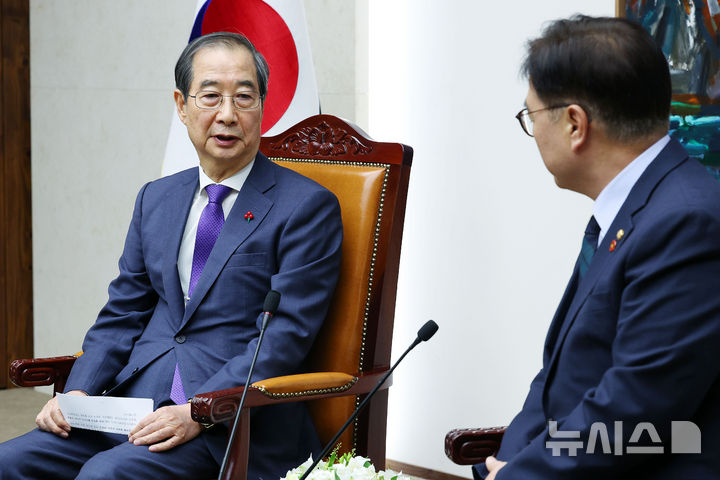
[479,16,720,479]
[0,33,342,479]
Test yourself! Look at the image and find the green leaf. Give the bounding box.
[334,472,341,480]
[327,443,342,467]
[364,460,372,468]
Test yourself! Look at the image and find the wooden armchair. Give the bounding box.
[10,115,413,480]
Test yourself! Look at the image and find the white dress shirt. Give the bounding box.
[592,135,671,246]
[177,161,254,302]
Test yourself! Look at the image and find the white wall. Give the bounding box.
[367,2,615,476]
[31,0,197,360]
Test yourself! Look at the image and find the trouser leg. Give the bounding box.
[0,428,124,480]
[76,432,218,480]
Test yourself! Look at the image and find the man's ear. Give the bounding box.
[174,89,188,125]
[566,104,590,152]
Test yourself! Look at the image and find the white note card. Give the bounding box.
[56,394,153,435]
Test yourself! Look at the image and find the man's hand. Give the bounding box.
[128,403,202,452]
[35,390,87,438]
[485,456,507,480]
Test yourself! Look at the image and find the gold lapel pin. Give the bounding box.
[609,229,625,252]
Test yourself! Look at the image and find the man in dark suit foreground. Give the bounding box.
[0,32,342,479]
[480,15,720,479]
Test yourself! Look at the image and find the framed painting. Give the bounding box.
[621,0,720,178]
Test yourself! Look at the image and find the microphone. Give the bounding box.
[260,290,281,330]
[218,290,281,480]
[299,320,439,480]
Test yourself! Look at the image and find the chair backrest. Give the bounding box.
[260,115,412,456]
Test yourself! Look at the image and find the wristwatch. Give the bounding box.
[187,399,215,430]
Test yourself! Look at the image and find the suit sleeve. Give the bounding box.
[497,368,548,457]
[194,187,343,394]
[65,183,159,394]
[497,208,720,478]
[472,368,547,479]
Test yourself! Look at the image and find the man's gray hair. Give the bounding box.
[174,32,269,101]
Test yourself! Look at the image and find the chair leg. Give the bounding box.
[220,408,250,480]
[363,390,389,469]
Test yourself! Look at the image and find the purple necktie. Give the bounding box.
[170,183,233,405]
[188,184,234,297]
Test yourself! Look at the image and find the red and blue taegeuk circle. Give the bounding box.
[190,0,299,134]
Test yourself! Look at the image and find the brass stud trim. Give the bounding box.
[254,377,358,399]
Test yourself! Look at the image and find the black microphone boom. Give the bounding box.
[217,290,281,480]
[299,320,439,480]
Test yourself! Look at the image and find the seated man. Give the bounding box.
[0,32,342,480]
[481,15,720,480]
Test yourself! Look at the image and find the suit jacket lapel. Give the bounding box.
[546,217,634,373]
[181,154,276,327]
[160,171,198,324]
[544,139,688,377]
[543,264,580,364]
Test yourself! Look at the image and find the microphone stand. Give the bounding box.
[217,290,280,480]
[299,320,438,480]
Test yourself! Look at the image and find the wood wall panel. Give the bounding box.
[0,0,32,388]
[0,0,6,390]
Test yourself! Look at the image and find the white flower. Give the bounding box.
[378,469,405,480]
[281,455,412,480]
[347,455,374,472]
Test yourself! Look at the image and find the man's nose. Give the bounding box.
[215,98,236,123]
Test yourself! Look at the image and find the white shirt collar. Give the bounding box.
[593,135,670,245]
[198,159,255,194]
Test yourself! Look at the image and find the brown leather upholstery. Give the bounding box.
[252,372,357,397]
[9,115,413,480]
[272,159,387,451]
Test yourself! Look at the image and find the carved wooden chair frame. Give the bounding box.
[10,115,413,480]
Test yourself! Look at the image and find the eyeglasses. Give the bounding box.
[515,104,570,137]
[189,90,262,111]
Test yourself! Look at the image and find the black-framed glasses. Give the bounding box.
[189,90,262,111]
[515,104,571,137]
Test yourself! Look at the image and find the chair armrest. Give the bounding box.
[253,371,358,397]
[9,355,79,393]
[191,369,390,424]
[444,426,507,465]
